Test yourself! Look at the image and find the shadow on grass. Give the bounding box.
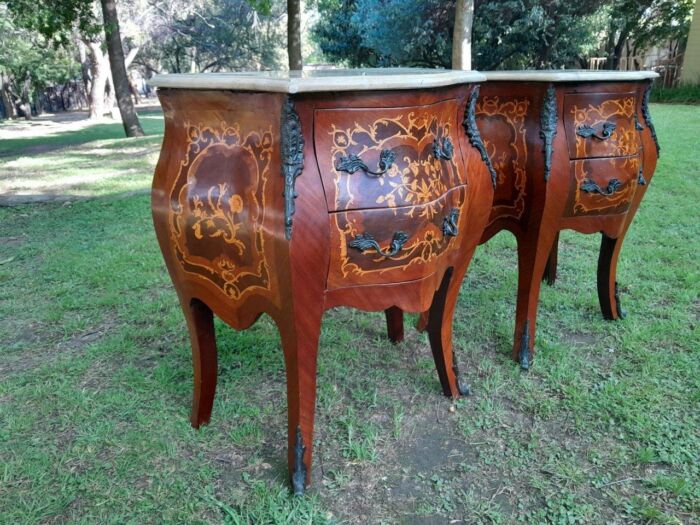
[0,110,164,158]
[0,189,151,206]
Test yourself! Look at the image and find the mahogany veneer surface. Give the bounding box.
[150,78,493,493]
[475,79,659,366]
[149,70,660,494]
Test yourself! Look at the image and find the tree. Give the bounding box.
[288,0,303,69]
[315,0,454,68]
[3,0,143,135]
[130,0,284,76]
[311,0,604,70]
[680,0,700,83]
[311,0,376,67]
[84,40,110,118]
[602,0,695,70]
[452,0,474,69]
[99,0,143,136]
[471,0,605,69]
[0,6,80,119]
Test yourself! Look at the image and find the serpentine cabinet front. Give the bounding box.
[151,81,493,493]
[475,78,659,367]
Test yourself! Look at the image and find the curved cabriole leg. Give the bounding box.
[597,233,627,321]
[385,306,405,343]
[279,304,322,496]
[542,232,560,286]
[182,298,218,428]
[513,229,559,369]
[427,266,472,397]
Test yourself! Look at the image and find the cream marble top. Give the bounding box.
[484,70,659,82]
[148,68,486,93]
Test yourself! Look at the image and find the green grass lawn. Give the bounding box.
[0,111,164,204]
[0,105,698,524]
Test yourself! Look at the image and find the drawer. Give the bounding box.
[566,156,642,217]
[327,185,467,289]
[564,93,640,159]
[314,99,466,212]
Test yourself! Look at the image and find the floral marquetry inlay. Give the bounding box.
[314,99,465,213]
[570,156,640,216]
[329,111,460,211]
[476,96,530,223]
[327,186,468,289]
[569,96,639,158]
[169,123,273,300]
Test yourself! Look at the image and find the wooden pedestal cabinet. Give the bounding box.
[149,70,493,493]
[402,72,660,367]
[478,72,659,367]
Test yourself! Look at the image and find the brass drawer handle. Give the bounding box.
[577,122,616,140]
[335,149,396,178]
[580,178,622,196]
[442,208,459,237]
[349,231,409,258]
[432,137,454,161]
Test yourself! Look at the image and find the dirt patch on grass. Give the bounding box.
[0,235,26,249]
[0,320,118,380]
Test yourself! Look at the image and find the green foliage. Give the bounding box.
[311,0,696,70]
[312,0,452,67]
[631,0,695,52]
[138,0,285,73]
[473,0,605,69]
[246,0,274,15]
[605,0,694,54]
[312,0,606,69]
[0,8,80,102]
[351,0,453,67]
[3,0,98,46]
[651,84,700,105]
[311,0,377,67]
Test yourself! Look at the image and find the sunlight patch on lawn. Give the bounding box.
[0,115,163,203]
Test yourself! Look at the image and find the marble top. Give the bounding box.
[484,70,659,82]
[148,68,486,93]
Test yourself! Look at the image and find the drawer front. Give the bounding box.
[566,156,642,217]
[327,185,467,289]
[564,93,640,159]
[314,99,466,212]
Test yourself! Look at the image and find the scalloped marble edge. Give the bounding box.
[484,70,659,82]
[148,68,487,93]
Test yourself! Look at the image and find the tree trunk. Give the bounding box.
[0,72,17,120]
[103,46,139,118]
[18,74,33,120]
[105,74,117,117]
[60,84,68,111]
[99,0,144,137]
[77,39,92,107]
[33,93,43,116]
[452,0,474,70]
[17,102,32,120]
[610,25,631,70]
[87,41,109,119]
[287,0,303,70]
[124,47,141,104]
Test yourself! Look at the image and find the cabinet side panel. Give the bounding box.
[152,89,288,328]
